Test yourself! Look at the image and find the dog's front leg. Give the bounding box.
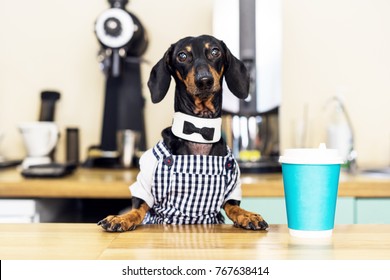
[224,200,268,230]
[98,197,149,232]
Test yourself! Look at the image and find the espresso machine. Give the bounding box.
[214,0,282,172]
[84,0,148,168]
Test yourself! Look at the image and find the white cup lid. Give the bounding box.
[279,143,344,164]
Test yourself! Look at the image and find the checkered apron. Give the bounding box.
[143,140,239,224]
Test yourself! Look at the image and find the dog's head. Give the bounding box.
[148,35,249,118]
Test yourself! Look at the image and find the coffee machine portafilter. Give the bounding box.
[84,0,148,168]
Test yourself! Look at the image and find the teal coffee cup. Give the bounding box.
[279,144,343,238]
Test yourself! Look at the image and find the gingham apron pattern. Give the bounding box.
[143,140,239,224]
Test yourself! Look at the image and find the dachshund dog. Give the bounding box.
[98,35,268,231]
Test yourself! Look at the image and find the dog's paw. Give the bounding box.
[233,212,269,231]
[97,215,137,232]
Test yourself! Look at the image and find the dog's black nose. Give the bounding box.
[195,75,214,90]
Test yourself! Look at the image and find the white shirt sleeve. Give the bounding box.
[224,167,242,203]
[129,148,157,208]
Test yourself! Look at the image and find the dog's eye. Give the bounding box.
[211,48,221,57]
[177,52,188,62]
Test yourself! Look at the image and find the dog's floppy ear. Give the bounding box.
[221,41,250,99]
[147,45,174,103]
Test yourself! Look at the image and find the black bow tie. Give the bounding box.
[183,121,215,141]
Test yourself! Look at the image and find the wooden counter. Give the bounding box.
[0,168,136,199]
[0,168,390,198]
[0,223,390,260]
[0,168,389,198]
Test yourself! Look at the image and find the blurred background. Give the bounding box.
[0,0,389,169]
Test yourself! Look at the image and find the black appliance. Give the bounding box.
[84,0,148,168]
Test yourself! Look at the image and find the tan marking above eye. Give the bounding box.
[185,45,192,52]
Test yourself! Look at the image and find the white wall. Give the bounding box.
[282,0,390,167]
[0,0,389,168]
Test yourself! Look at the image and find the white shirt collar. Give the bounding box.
[171,112,222,143]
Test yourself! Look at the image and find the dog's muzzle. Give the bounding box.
[195,65,214,91]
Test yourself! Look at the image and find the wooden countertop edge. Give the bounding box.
[1,183,390,199]
[0,168,389,198]
[0,182,131,199]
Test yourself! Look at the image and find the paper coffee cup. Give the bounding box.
[279,143,343,238]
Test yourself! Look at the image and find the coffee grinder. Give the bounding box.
[214,0,282,173]
[84,0,148,168]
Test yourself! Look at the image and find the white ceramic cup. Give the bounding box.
[19,122,59,157]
